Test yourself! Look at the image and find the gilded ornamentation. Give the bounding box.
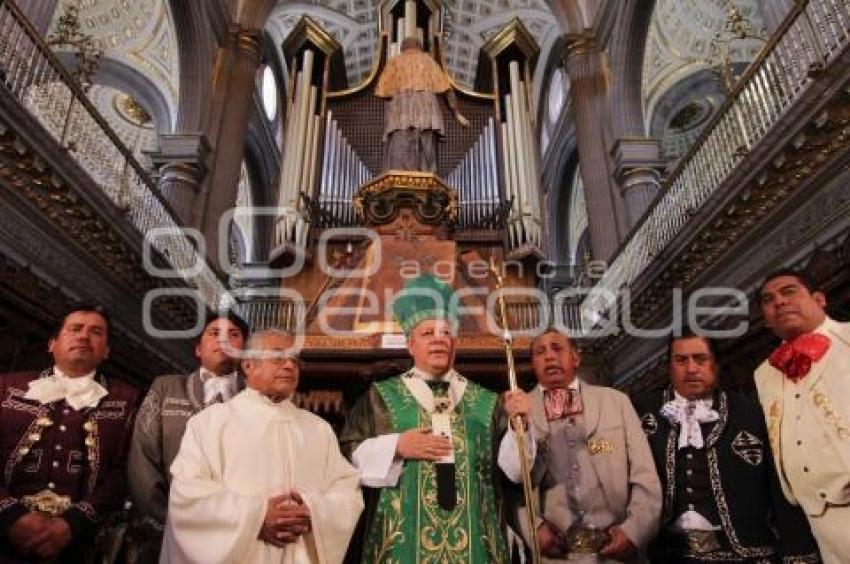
[113,93,152,127]
[5,407,51,485]
[641,412,658,435]
[731,430,764,466]
[707,449,774,558]
[587,437,614,455]
[766,398,782,452]
[21,489,72,516]
[354,172,458,227]
[811,389,850,440]
[366,377,506,563]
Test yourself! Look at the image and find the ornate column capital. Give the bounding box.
[149,133,211,176]
[564,35,597,58]
[149,134,211,226]
[229,26,263,64]
[611,137,664,184]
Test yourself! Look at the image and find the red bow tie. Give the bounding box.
[769,333,831,382]
[544,388,583,421]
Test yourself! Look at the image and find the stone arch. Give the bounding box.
[534,35,568,145]
[543,126,578,262]
[545,0,592,36]
[242,119,279,261]
[167,0,216,132]
[54,54,174,137]
[608,0,657,138]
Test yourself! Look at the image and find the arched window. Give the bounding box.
[567,170,588,265]
[541,66,568,157]
[547,67,566,125]
[261,65,278,122]
[234,161,255,264]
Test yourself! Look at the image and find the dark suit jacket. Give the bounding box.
[632,388,820,561]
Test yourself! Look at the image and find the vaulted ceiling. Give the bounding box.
[265,0,559,89]
[49,0,180,128]
[643,0,766,124]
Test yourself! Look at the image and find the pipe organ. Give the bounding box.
[261,3,548,378]
[270,11,543,259]
[446,117,502,228]
[317,111,371,226]
[275,48,317,250]
[503,61,542,250]
[252,0,549,404]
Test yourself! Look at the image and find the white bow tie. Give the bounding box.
[24,372,107,410]
[203,375,235,405]
[660,396,719,450]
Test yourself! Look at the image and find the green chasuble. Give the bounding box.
[342,373,509,564]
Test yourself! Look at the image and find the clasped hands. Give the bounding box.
[8,511,72,559]
[259,490,312,547]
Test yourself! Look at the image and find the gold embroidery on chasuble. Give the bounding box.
[364,377,507,564]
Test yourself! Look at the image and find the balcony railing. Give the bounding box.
[582,0,850,321]
[0,0,226,309]
[235,294,584,335]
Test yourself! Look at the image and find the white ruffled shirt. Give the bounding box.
[660,391,721,532]
[23,367,107,410]
[200,368,238,406]
[660,391,719,450]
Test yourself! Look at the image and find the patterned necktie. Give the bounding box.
[769,333,831,382]
[544,388,582,420]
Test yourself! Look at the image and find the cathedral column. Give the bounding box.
[194,26,263,270]
[564,38,628,263]
[613,139,663,226]
[608,0,663,229]
[149,133,210,226]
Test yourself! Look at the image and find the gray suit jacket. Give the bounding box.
[520,381,662,558]
[127,370,243,525]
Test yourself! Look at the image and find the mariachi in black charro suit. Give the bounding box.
[632,387,820,563]
[0,370,140,563]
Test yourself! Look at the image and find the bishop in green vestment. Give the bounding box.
[339,273,533,563]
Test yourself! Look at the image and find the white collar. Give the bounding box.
[540,378,580,393]
[239,387,297,420]
[53,366,97,381]
[403,368,467,414]
[410,366,450,381]
[200,368,238,404]
[672,390,714,408]
[199,367,237,381]
[23,367,107,410]
[661,391,719,449]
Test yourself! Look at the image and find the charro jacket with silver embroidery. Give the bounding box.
[0,370,139,555]
[633,388,820,561]
[127,370,244,527]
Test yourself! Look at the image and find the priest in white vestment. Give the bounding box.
[160,330,363,564]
